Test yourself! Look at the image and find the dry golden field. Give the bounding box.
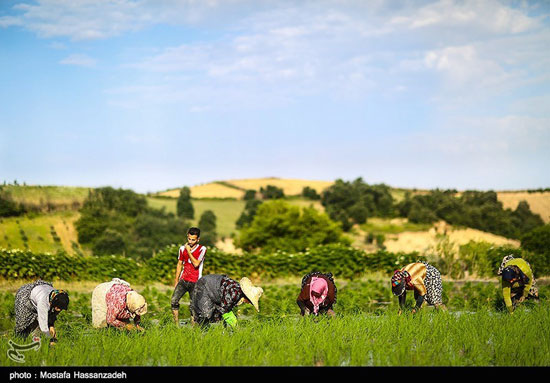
[157,182,245,199]
[156,178,334,199]
[224,178,333,196]
[497,191,550,223]
[383,226,520,254]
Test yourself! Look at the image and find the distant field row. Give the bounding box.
[3,182,549,223]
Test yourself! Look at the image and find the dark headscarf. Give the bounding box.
[49,289,69,310]
[391,270,410,296]
[501,266,530,285]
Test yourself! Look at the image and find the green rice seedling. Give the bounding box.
[1,282,549,366]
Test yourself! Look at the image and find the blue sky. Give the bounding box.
[1,0,549,193]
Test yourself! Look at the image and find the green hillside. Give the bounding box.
[0,211,84,255]
[1,185,91,211]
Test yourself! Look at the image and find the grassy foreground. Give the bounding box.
[1,306,549,366]
[1,280,549,366]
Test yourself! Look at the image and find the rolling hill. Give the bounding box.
[1,180,549,257]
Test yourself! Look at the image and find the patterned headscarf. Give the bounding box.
[49,289,69,310]
[391,270,410,296]
[310,277,328,315]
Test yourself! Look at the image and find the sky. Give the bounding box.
[1,0,549,194]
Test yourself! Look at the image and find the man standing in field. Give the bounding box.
[171,227,207,325]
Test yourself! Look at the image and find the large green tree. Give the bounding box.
[321,178,395,231]
[260,185,285,200]
[198,210,218,248]
[236,199,263,229]
[235,200,349,253]
[176,186,194,219]
[75,187,188,258]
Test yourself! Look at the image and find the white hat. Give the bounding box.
[126,291,147,315]
[239,277,263,312]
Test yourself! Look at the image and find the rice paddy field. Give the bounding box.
[1,279,549,366]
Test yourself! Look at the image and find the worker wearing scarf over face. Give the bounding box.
[391,261,446,314]
[297,272,337,317]
[498,255,539,313]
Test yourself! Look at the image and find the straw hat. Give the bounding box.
[126,291,147,315]
[239,277,263,312]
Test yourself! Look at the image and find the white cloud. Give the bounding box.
[390,0,540,34]
[7,0,541,113]
[59,53,97,67]
[0,0,257,41]
[424,45,511,87]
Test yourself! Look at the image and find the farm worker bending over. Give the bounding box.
[92,278,134,328]
[190,275,263,327]
[14,279,69,346]
[91,279,147,331]
[171,227,207,325]
[391,261,446,314]
[498,255,539,313]
[296,271,337,317]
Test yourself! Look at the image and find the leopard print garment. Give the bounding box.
[419,262,443,306]
[14,280,53,336]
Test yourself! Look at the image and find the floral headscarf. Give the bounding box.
[310,277,328,315]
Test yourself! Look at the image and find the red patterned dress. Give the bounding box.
[105,284,139,327]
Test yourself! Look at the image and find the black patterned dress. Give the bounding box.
[14,280,53,337]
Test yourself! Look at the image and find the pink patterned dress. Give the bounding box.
[105,284,138,327]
